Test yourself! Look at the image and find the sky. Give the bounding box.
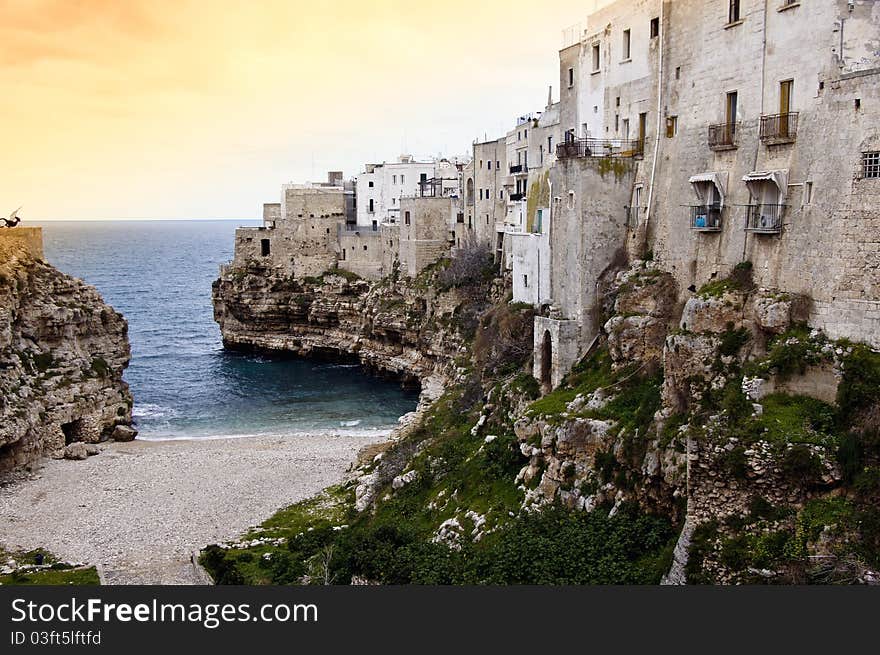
[0,0,610,220]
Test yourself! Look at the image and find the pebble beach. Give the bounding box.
[0,433,384,584]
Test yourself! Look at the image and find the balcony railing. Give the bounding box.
[509,193,526,201]
[509,164,528,174]
[689,205,723,232]
[556,138,643,160]
[708,123,738,150]
[745,203,785,233]
[759,112,798,144]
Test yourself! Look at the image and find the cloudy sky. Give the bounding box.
[1,0,609,220]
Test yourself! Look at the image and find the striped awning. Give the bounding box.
[688,172,728,207]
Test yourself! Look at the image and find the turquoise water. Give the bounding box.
[37,220,419,440]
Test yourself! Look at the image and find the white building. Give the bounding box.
[355,156,439,230]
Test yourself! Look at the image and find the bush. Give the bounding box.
[437,236,494,291]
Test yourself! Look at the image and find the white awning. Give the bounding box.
[688,172,728,207]
[742,170,788,204]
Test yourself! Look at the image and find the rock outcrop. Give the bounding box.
[0,237,133,474]
[212,263,495,388]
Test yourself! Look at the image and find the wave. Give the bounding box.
[132,403,175,419]
[137,427,393,443]
[340,419,362,427]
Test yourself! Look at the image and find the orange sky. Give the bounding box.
[1,0,608,220]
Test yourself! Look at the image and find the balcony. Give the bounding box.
[745,203,785,233]
[556,138,643,160]
[759,112,798,145]
[689,205,722,232]
[509,193,526,201]
[708,123,738,150]
[509,164,528,174]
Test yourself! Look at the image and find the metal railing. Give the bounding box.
[556,138,643,160]
[708,123,738,149]
[508,193,526,201]
[509,164,528,174]
[689,205,723,231]
[759,112,798,144]
[745,203,785,233]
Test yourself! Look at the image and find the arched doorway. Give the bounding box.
[541,330,553,390]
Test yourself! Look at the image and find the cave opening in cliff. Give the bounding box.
[541,330,552,390]
[61,419,84,445]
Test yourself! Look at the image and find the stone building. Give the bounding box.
[231,174,346,279]
[532,0,880,386]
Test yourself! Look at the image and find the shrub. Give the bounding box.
[437,236,494,291]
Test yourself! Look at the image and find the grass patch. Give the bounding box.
[0,567,100,586]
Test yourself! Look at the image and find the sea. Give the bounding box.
[37,220,419,441]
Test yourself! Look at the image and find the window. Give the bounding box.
[726,91,738,124]
[404,211,411,225]
[728,0,740,23]
[638,113,647,149]
[779,79,793,114]
[363,245,368,251]
[368,181,374,188]
[523,275,529,288]
[568,67,574,87]
[666,116,677,138]
[675,66,681,80]
[479,189,483,201]
[615,114,619,131]
[622,29,631,60]
[479,160,483,169]
[392,175,397,184]
[260,239,270,256]
[860,152,880,179]
[622,118,630,140]
[616,96,620,107]
[488,161,492,170]
[368,199,374,213]
[371,220,377,231]
[592,43,600,72]
[401,175,405,184]
[650,17,659,38]
[496,160,500,169]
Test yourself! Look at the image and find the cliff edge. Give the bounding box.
[0,230,133,475]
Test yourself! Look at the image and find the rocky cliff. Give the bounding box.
[0,237,133,475]
[206,255,880,585]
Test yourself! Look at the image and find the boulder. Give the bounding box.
[84,444,100,456]
[111,425,138,442]
[63,442,89,460]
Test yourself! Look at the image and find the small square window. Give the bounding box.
[860,151,880,179]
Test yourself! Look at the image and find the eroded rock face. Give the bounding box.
[0,241,133,474]
[604,261,677,367]
[212,268,470,385]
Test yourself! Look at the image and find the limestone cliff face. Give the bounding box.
[212,263,494,388]
[0,239,132,474]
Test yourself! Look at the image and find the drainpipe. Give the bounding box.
[642,0,665,246]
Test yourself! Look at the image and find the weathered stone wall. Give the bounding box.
[338,228,385,280]
[398,197,454,277]
[472,138,508,250]
[281,186,346,223]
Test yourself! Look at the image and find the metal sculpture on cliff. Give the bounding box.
[1,207,22,228]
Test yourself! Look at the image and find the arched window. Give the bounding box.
[466,178,475,205]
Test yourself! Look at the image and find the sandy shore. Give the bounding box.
[0,434,384,584]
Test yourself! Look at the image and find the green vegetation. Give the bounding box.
[90,356,110,378]
[697,261,754,298]
[0,567,100,586]
[0,548,99,586]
